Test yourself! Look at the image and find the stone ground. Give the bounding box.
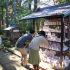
[0,45,69,70]
[0,46,28,70]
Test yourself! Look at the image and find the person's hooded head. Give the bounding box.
[38,31,46,37]
[29,29,35,34]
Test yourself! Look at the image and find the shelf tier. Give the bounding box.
[43,30,67,33]
[55,51,70,58]
[44,23,69,26]
[40,46,69,52]
[48,38,69,43]
[45,30,61,33]
[44,24,61,26]
[44,22,61,26]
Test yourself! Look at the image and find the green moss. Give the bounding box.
[3,40,11,47]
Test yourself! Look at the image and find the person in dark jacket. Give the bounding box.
[15,29,35,67]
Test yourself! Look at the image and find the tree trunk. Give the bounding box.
[66,0,69,2]
[28,0,32,10]
[1,7,3,25]
[53,0,56,5]
[13,0,16,24]
[34,0,37,11]
[6,0,9,27]
[34,0,37,33]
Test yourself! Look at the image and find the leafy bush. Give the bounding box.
[3,40,11,47]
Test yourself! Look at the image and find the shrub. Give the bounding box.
[3,40,11,47]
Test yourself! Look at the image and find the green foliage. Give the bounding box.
[0,25,5,35]
[56,0,70,4]
[0,25,4,30]
[7,1,32,31]
[3,40,11,47]
[0,8,3,20]
[0,0,6,7]
[2,0,70,33]
[16,6,31,19]
[8,0,13,5]
[16,5,33,31]
[0,0,6,20]
[18,19,33,31]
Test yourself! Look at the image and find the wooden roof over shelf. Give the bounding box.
[19,3,70,20]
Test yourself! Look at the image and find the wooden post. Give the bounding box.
[60,16,64,70]
[33,19,38,34]
[33,19,35,31]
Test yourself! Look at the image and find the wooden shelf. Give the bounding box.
[40,46,68,52]
[45,30,61,33]
[43,29,67,33]
[44,22,61,26]
[55,49,70,57]
[48,38,69,43]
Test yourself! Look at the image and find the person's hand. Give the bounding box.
[25,40,29,44]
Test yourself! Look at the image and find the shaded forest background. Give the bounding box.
[0,0,70,33]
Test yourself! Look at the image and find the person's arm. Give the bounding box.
[41,36,49,46]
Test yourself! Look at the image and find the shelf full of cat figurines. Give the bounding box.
[39,18,70,69]
[39,19,69,51]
